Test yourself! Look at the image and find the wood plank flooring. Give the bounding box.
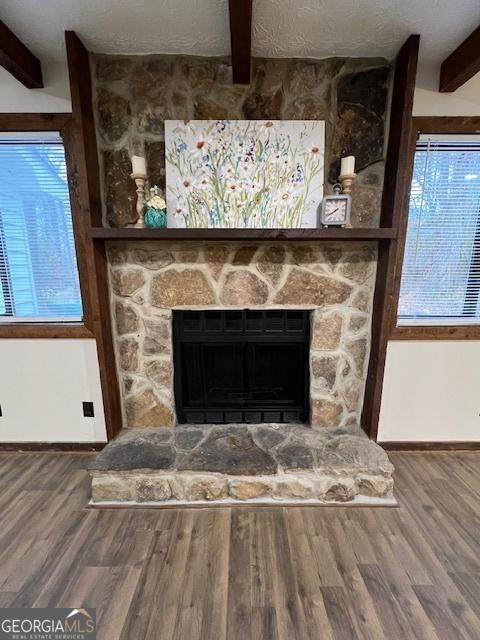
[0,451,478,639]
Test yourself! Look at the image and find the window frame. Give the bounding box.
[391,116,480,340]
[0,114,92,338]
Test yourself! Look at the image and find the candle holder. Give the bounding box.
[131,172,146,228]
[338,172,357,195]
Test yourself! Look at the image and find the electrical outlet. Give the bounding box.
[82,401,94,417]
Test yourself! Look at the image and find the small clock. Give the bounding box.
[320,183,351,227]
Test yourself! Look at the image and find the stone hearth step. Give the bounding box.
[89,424,395,506]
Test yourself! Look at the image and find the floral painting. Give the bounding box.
[165,120,325,228]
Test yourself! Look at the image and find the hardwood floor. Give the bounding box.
[0,451,479,639]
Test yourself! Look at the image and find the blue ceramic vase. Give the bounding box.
[144,207,167,229]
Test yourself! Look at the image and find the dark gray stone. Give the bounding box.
[253,426,287,450]
[91,439,175,471]
[178,425,277,475]
[174,428,205,450]
[276,445,314,470]
[337,67,390,117]
[317,435,393,476]
[327,427,349,437]
[329,103,384,180]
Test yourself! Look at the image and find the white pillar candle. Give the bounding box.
[340,155,355,175]
[131,155,147,176]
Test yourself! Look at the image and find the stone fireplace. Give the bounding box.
[88,51,395,505]
[91,238,393,507]
[109,240,376,431]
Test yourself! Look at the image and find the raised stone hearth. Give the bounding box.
[89,424,395,505]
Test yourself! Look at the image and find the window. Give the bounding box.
[398,134,480,326]
[0,132,82,322]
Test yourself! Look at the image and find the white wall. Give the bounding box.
[378,342,480,442]
[413,64,480,117]
[0,69,108,443]
[378,65,480,443]
[0,64,71,113]
[0,339,106,442]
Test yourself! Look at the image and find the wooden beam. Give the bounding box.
[64,31,122,441]
[0,113,69,131]
[88,227,397,241]
[0,20,43,88]
[361,35,420,441]
[440,25,480,92]
[228,0,252,84]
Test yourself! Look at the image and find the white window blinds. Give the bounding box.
[0,132,82,322]
[398,134,480,326]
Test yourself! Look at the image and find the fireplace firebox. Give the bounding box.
[173,310,310,424]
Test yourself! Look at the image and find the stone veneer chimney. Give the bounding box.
[92,53,392,432]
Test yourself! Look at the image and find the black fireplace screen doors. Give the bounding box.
[173,310,310,424]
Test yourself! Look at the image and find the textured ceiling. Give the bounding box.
[0,0,479,67]
[0,0,231,62]
[253,0,480,65]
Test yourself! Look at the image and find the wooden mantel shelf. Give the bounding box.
[89,227,397,242]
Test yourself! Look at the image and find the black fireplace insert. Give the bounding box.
[173,310,310,424]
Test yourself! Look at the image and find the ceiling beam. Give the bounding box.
[439,25,480,92]
[228,0,252,84]
[0,20,43,88]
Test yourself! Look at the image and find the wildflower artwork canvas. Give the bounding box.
[164,120,325,228]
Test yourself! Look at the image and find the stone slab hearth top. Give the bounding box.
[90,424,393,477]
